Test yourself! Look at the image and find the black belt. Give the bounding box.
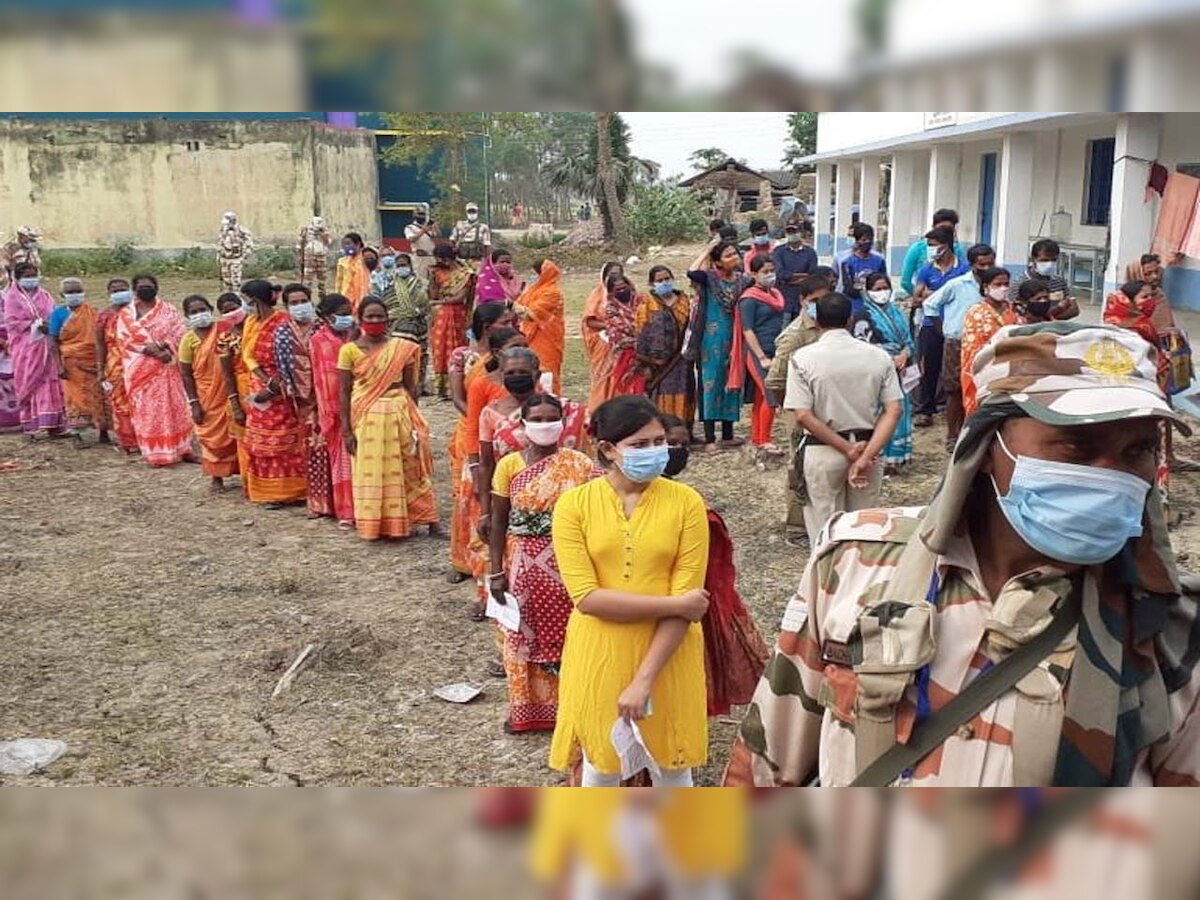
[803,429,873,447]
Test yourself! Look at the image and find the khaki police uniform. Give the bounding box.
[767,313,821,536]
[784,328,902,541]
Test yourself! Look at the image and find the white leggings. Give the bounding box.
[580,756,694,787]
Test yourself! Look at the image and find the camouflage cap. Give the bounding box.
[972,320,1185,431]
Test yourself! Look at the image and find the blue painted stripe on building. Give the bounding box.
[835,236,851,253]
[817,234,833,257]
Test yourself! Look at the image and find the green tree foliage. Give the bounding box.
[625,182,708,247]
[379,113,538,225]
[544,113,656,238]
[687,148,739,172]
[782,112,820,173]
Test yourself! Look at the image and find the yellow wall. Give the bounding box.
[0,119,380,249]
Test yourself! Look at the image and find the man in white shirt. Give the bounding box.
[450,202,492,267]
[785,292,903,540]
[403,206,439,280]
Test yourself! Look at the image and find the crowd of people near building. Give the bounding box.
[2,198,1199,788]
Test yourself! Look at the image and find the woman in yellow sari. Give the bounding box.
[338,296,439,541]
[334,232,371,311]
[179,294,239,491]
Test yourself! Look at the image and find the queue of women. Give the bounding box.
[2,219,1190,789]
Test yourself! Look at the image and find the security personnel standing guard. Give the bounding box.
[784,292,902,542]
[767,275,829,545]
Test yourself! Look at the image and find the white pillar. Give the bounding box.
[926,143,961,226]
[814,162,834,262]
[1107,113,1162,293]
[994,132,1036,271]
[859,156,881,230]
[888,151,919,275]
[834,160,856,255]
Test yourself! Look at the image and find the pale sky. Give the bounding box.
[622,112,794,180]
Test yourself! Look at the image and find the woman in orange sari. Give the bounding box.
[116,274,194,466]
[240,279,313,506]
[581,261,623,412]
[216,292,252,496]
[448,305,520,583]
[515,258,565,393]
[334,232,371,311]
[429,243,476,400]
[49,277,108,441]
[95,278,138,452]
[179,294,239,491]
[338,296,439,541]
[309,293,356,527]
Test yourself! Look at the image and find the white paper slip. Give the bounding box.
[780,597,809,634]
[486,591,522,632]
[610,716,662,782]
[901,364,922,395]
[432,682,483,704]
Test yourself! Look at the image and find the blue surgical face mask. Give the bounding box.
[991,433,1150,566]
[806,301,818,319]
[331,314,355,332]
[18,277,40,291]
[1035,260,1057,276]
[242,300,257,316]
[759,274,777,289]
[344,246,358,256]
[396,266,412,278]
[614,444,670,483]
[381,256,396,269]
[653,280,675,298]
[927,244,943,262]
[110,290,133,306]
[64,292,85,308]
[753,234,770,246]
[289,301,315,323]
[188,311,214,329]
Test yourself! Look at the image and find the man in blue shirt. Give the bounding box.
[772,221,817,321]
[838,223,887,315]
[910,228,971,426]
[920,243,996,442]
[900,208,968,295]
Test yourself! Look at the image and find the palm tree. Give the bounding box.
[544,112,656,238]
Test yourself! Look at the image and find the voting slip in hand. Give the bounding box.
[485,591,521,633]
[610,716,662,782]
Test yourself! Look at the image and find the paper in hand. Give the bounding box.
[610,716,662,782]
[485,591,521,632]
[901,364,922,395]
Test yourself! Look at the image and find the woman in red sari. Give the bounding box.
[1105,278,1173,520]
[95,279,139,452]
[239,279,313,506]
[116,274,193,465]
[429,243,476,400]
[602,273,645,397]
[309,292,357,527]
[488,393,602,734]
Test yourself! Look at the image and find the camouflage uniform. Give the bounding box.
[2,226,41,288]
[766,312,821,539]
[726,322,1200,787]
[296,216,331,296]
[217,211,253,292]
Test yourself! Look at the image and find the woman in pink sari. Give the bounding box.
[309,292,357,526]
[475,248,525,306]
[2,262,68,437]
[116,273,195,466]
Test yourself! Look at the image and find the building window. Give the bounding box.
[185,140,202,152]
[1083,137,1115,227]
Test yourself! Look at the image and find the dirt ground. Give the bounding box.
[3,251,1200,786]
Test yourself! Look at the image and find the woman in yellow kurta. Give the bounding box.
[550,394,711,786]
